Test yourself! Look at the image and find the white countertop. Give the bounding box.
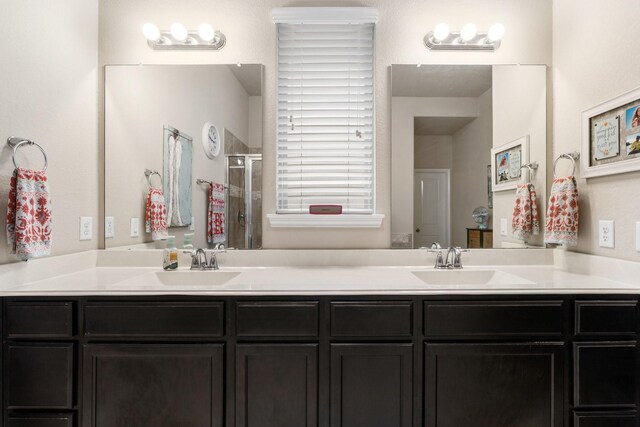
[2,264,639,296]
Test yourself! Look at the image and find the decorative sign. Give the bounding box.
[491,135,530,192]
[593,116,619,160]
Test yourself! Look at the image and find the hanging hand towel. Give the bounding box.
[145,188,168,241]
[6,168,52,260]
[544,176,579,246]
[207,182,226,244]
[512,183,540,241]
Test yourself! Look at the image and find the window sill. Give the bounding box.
[267,214,384,228]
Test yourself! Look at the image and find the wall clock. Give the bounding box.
[202,122,221,159]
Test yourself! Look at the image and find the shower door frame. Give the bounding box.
[225,154,262,249]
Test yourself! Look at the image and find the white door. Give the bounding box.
[414,169,450,248]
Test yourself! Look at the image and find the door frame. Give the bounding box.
[414,168,451,248]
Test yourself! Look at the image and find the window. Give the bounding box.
[271,8,382,227]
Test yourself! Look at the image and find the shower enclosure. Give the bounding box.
[226,154,262,249]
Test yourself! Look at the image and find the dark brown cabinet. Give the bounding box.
[425,342,564,427]
[82,344,224,427]
[235,344,318,427]
[330,344,413,427]
[573,411,637,427]
[7,414,75,427]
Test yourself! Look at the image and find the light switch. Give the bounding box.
[598,220,614,248]
[130,218,140,238]
[500,218,508,236]
[105,216,115,238]
[189,216,195,231]
[79,217,93,241]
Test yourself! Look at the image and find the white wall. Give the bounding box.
[492,65,547,248]
[392,97,479,237]
[99,0,552,249]
[0,0,99,264]
[414,135,452,170]
[553,0,640,261]
[451,89,493,247]
[104,65,250,249]
[248,96,263,149]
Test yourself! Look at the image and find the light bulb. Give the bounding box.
[460,23,477,41]
[142,22,161,41]
[170,23,188,42]
[487,23,505,42]
[198,23,216,42]
[433,23,450,41]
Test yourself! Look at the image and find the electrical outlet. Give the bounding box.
[500,218,508,236]
[189,216,195,231]
[79,217,93,241]
[636,222,640,252]
[598,220,615,248]
[105,216,115,238]
[130,218,140,238]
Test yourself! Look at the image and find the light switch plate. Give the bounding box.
[130,218,140,238]
[500,218,508,236]
[79,217,92,241]
[189,217,195,231]
[636,222,640,252]
[598,220,614,248]
[105,216,115,239]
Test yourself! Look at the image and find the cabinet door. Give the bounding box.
[425,343,563,427]
[331,344,413,427]
[236,344,317,427]
[83,344,224,427]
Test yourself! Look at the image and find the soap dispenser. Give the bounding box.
[163,236,178,270]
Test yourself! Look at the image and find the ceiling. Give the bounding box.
[392,64,492,97]
[228,64,262,96]
[414,116,477,135]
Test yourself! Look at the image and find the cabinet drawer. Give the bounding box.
[8,414,74,427]
[84,302,224,338]
[7,302,74,338]
[236,302,318,337]
[331,302,412,337]
[574,341,637,408]
[575,300,637,336]
[7,343,74,409]
[574,411,636,427]
[424,301,563,338]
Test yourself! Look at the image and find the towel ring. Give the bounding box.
[144,169,163,188]
[553,152,580,179]
[7,137,48,172]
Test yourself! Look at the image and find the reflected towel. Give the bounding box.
[544,176,579,246]
[6,168,52,260]
[145,188,168,241]
[207,182,225,244]
[512,183,539,241]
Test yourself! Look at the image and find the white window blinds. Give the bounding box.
[276,21,375,214]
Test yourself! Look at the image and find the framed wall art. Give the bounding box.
[490,135,530,192]
[581,86,640,178]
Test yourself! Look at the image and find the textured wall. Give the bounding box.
[0,0,99,264]
[553,0,640,261]
[99,0,552,249]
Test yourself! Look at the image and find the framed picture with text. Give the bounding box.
[490,135,529,192]
[581,86,640,178]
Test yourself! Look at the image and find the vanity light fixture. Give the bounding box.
[424,22,504,51]
[142,22,226,51]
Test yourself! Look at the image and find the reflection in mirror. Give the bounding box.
[391,64,547,249]
[105,64,263,250]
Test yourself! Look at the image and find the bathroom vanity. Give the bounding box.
[1,261,638,427]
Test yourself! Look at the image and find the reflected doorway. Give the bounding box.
[414,169,450,248]
[226,154,262,249]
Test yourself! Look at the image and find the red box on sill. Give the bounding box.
[309,205,343,215]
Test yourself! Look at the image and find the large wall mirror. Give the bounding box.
[391,64,547,249]
[105,64,263,250]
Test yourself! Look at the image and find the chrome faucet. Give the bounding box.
[424,243,469,269]
[188,245,226,270]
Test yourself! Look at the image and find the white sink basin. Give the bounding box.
[153,271,240,286]
[412,269,535,286]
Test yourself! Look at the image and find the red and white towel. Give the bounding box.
[512,183,539,241]
[544,176,579,246]
[145,188,169,241]
[6,168,52,260]
[207,182,225,244]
